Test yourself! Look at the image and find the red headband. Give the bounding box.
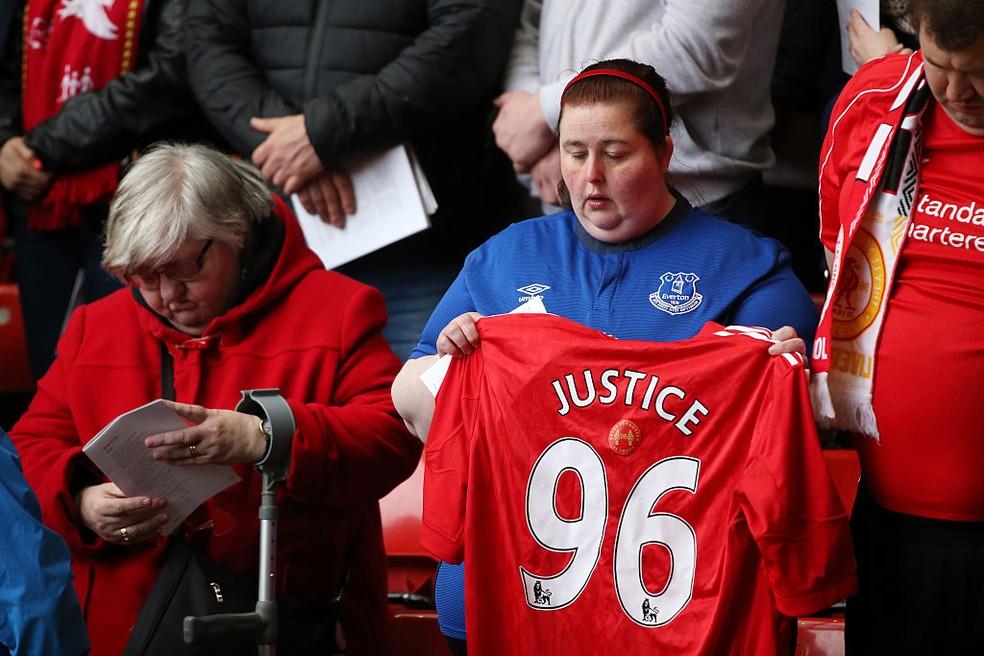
[562,68,669,135]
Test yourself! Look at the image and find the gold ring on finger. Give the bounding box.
[188,444,199,457]
[120,526,130,543]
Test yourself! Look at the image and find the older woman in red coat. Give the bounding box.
[10,143,420,655]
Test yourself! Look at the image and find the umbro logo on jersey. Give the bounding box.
[517,282,550,302]
[518,282,550,296]
[650,272,703,315]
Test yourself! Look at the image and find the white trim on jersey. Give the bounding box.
[712,325,804,367]
[818,52,923,243]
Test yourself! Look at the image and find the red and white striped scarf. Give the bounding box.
[811,69,931,440]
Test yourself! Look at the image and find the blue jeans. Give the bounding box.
[8,198,121,379]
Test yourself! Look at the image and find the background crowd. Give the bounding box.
[0,0,980,654]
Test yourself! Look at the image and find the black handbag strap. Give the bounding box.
[161,342,174,402]
[123,539,194,656]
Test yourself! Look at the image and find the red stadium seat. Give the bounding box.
[791,450,860,656]
[380,460,438,600]
[387,610,450,656]
[381,459,427,557]
[795,616,846,656]
[380,460,448,655]
[0,283,33,393]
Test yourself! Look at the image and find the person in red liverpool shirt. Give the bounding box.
[813,0,984,652]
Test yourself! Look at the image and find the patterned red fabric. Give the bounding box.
[22,0,143,229]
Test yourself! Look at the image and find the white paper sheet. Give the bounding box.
[419,296,548,397]
[837,0,880,75]
[292,145,434,270]
[83,400,241,535]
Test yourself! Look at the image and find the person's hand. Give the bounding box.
[76,482,168,546]
[531,148,562,206]
[493,91,556,174]
[436,312,486,357]
[847,10,905,66]
[144,400,267,466]
[296,168,356,228]
[767,326,807,358]
[0,136,53,201]
[250,115,324,194]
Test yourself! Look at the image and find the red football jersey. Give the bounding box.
[863,102,984,520]
[422,314,856,655]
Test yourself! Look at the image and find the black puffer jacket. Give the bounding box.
[185,0,522,247]
[0,0,218,173]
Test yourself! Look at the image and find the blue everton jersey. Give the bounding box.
[412,200,818,357]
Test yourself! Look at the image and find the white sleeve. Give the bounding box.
[503,0,543,93]
[539,0,775,129]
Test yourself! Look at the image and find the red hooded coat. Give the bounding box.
[10,202,421,654]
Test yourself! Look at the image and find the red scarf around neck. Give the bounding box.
[22,0,143,230]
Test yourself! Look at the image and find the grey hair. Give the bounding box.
[103,143,272,278]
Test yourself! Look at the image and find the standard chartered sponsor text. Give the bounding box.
[907,222,984,251]
[917,193,984,226]
[911,192,984,251]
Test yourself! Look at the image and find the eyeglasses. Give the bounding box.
[129,239,213,289]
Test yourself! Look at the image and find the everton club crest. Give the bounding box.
[649,272,703,315]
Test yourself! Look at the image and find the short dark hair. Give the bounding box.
[910,0,984,51]
[556,59,673,208]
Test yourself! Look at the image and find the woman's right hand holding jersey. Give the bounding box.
[437,312,486,357]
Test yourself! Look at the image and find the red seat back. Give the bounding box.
[0,283,33,393]
[380,460,427,557]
